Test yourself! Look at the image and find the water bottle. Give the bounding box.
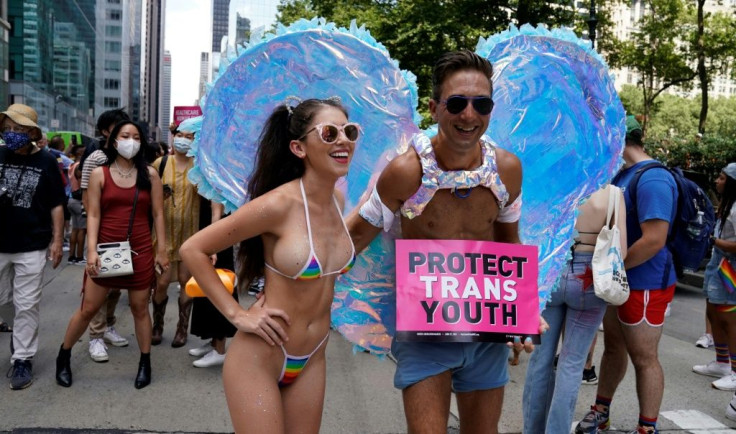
[687,210,705,238]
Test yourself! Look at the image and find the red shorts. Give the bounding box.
[617,284,676,326]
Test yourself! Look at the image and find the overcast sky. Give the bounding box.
[165,0,280,114]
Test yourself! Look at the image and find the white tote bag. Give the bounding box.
[592,186,630,305]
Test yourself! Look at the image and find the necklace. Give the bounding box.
[114,160,135,178]
[452,187,473,199]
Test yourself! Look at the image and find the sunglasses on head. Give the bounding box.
[440,95,494,115]
[299,122,361,144]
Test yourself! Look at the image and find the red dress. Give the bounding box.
[90,166,155,291]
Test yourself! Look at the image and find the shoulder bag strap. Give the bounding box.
[604,185,617,230]
[127,187,139,241]
[158,155,168,179]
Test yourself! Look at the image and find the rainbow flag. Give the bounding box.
[718,258,736,294]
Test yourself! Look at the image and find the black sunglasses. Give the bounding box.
[440,95,494,115]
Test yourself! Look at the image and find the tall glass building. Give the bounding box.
[7,0,143,136]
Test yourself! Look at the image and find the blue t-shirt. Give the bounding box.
[614,160,678,290]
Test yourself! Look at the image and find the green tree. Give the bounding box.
[608,0,695,133]
[684,4,736,134]
[275,0,610,123]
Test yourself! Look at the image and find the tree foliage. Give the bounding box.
[275,0,606,123]
[607,0,736,134]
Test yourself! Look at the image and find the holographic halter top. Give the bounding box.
[400,133,510,219]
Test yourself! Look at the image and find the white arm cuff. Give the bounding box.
[497,192,522,223]
[358,185,395,232]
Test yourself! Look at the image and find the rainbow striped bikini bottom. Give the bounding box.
[278,333,330,387]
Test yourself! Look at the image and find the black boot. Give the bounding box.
[134,353,151,389]
[55,345,72,387]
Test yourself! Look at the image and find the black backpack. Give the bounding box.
[620,161,715,279]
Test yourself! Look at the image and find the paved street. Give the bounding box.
[0,257,735,433]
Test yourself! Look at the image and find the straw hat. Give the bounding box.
[0,104,42,141]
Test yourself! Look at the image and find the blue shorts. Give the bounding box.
[704,251,736,305]
[391,340,509,392]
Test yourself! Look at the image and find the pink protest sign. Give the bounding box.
[173,106,203,125]
[395,239,539,343]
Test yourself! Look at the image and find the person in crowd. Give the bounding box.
[695,320,714,348]
[575,116,678,434]
[80,108,133,362]
[347,50,541,433]
[47,135,74,252]
[583,333,601,384]
[67,144,87,264]
[0,103,65,390]
[188,201,237,368]
[693,163,736,391]
[55,120,168,389]
[523,184,627,433]
[150,118,207,347]
[180,98,357,432]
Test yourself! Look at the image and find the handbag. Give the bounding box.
[592,186,630,305]
[185,269,237,298]
[96,188,139,278]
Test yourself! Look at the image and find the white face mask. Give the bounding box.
[116,138,141,159]
[173,137,193,154]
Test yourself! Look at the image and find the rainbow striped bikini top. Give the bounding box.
[265,179,356,280]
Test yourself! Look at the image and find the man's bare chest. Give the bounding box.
[401,188,499,240]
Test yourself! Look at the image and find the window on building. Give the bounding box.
[105,41,122,53]
[108,0,121,3]
[104,97,120,107]
[107,9,121,20]
[105,25,122,37]
[105,59,121,72]
[104,79,120,90]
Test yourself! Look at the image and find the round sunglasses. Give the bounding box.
[440,95,494,115]
[299,122,361,144]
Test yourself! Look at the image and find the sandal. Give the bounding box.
[0,322,12,333]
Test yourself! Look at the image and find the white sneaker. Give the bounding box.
[693,360,731,378]
[193,349,226,368]
[695,333,714,348]
[103,326,129,347]
[89,338,109,362]
[726,393,736,421]
[188,342,212,357]
[714,373,736,391]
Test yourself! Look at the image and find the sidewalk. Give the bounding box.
[1,260,735,432]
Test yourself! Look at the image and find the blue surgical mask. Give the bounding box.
[173,137,193,154]
[2,131,32,151]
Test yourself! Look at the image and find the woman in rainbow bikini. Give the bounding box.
[180,98,358,433]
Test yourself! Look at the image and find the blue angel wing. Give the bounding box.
[334,25,625,354]
[188,18,420,213]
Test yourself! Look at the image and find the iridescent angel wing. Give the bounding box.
[188,18,420,213]
[334,25,625,354]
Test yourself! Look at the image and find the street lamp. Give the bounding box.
[588,0,599,49]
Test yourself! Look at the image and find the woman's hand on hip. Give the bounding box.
[235,296,291,346]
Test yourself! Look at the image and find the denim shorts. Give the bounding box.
[391,340,509,392]
[704,249,736,305]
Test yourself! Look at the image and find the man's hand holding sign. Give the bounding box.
[396,240,540,344]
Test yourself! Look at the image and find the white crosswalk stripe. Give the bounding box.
[661,409,736,433]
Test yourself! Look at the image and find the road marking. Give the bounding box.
[661,409,736,433]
